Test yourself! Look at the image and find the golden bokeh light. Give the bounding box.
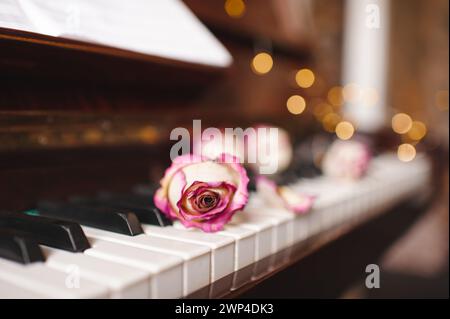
[295,68,315,88]
[335,121,355,140]
[286,95,306,115]
[342,83,361,103]
[322,112,341,132]
[435,90,449,111]
[83,129,103,144]
[361,87,379,106]
[313,102,333,120]
[327,86,344,107]
[391,113,413,134]
[224,0,246,18]
[138,126,159,143]
[251,52,273,75]
[407,121,427,141]
[397,143,416,162]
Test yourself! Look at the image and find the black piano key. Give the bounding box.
[37,201,144,236]
[0,212,90,252]
[98,193,173,227]
[90,193,172,226]
[0,228,45,264]
[98,192,152,207]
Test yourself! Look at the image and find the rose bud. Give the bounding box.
[322,139,372,180]
[247,125,293,175]
[154,153,249,232]
[255,176,315,214]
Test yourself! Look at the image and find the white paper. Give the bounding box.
[0,0,232,67]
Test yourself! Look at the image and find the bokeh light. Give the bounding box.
[327,86,344,107]
[286,95,306,115]
[295,69,315,88]
[397,143,416,162]
[313,102,333,120]
[224,0,246,18]
[335,121,355,140]
[251,52,273,75]
[392,113,413,134]
[322,112,341,132]
[83,129,103,144]
[407,121,427,140]
[342,83,361,103]
[138,126,159,143]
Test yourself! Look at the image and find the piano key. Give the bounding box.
[36,201,144,236]
[41,246,150,299]
[143,224,235,281]
[82,239,183,298]
[172,222,257,271]
[82,226,210,296]
[73,198,172,227]
[230,213,274,261]
[241,206,293,252]
[291,214,310,243]
[0,258,109,298]
[0,229,45,264]
[0,212,90,252]
[243,196,295,249]
[215,225,257,270]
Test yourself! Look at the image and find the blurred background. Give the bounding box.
[0,0,448,298]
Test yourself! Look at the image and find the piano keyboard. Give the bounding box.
[0,154,431,298]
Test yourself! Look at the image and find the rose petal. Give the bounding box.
[256,175,315,214]
[154,152,249,232]
[177,181,236,222]
[216,153,249,213]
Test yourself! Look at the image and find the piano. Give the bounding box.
[0,0,439,298]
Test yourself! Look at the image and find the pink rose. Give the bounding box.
[256,176,315,214]
[322,140,372,180]
[154,153,249,232]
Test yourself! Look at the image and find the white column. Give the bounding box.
[341,0,390,133]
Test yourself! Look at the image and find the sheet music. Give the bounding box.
[0,0,232,67]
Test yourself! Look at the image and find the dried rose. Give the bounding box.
[154,153,249,232]
[256,176,315,214]
[322,140,372,180]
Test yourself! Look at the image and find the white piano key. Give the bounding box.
[0,258,109,298]
[143,224,234,282]
[216,224,257,270]
[82,226,210,296]
[242,205,293,251]
[41,246,150,299]
[167,222,256,271]
[84,238,182,298]
[230,213,274,261]
[292,214,310,243]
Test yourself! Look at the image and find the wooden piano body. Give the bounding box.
[0,0,440,298]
